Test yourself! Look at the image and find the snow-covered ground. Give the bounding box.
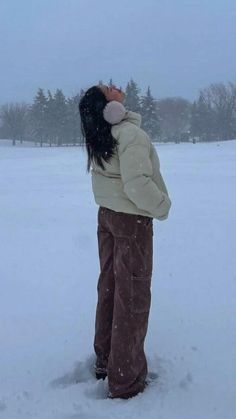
[0,139,236,419]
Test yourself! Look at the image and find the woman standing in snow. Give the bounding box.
[79,84,171,399]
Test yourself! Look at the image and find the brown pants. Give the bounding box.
[94,206,153,398]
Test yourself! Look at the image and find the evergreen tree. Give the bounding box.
[77,89,85,143]
[46,90,56,146]
[66,93,82,145]
[124,79,141,112]
[53,89,67,146]
[141,86,160,140]
[30,88,48,146]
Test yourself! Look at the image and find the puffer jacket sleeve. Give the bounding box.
[117,125,171,220]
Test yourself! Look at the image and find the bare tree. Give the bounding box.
[195,82,236,141]
[157,97,191,142]
[0,103,29,145]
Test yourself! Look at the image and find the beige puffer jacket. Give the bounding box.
[91,111,171,220]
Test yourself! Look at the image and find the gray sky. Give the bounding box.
[0,0,236,104]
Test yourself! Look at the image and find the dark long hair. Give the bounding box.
[79,86,118,172]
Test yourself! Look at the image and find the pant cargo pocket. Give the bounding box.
[131,275,151,314]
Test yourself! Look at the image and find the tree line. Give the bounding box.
[1,79,236,146]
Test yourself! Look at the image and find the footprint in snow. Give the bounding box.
[49,354,96,389]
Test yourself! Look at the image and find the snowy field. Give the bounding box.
[0,139,236,419]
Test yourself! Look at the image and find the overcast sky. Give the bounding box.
[0,0,235,104]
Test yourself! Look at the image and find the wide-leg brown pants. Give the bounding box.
[94,206,153,398]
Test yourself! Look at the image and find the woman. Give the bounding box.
[79,84,171,399]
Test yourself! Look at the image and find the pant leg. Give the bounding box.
[94,207,115,374]
[107,210,153,398]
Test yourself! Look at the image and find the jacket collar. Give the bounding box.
[122,111,142,127]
